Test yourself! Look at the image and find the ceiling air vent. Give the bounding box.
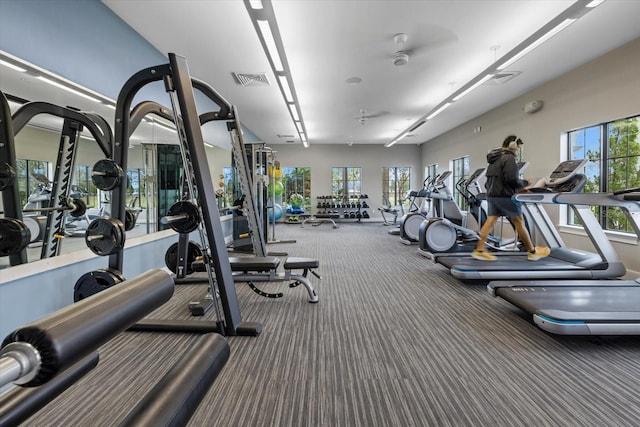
[232,72,270,87]
[487,71,521,85]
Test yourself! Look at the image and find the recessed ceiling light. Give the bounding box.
[345,77,362,85]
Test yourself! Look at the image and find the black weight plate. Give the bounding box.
[85,217,126,256]
[165,240,203,274]
[69,198,87,217]
[73,268,125,301]
[124,209,136,231]
[92,159,123,191]
[0,162,16,191]
[0,218,31,256]
[166,201,200,233]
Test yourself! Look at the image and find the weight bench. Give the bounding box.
[192,256,319,303]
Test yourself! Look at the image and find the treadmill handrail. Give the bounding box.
[552,191,640,238]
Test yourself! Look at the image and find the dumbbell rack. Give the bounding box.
[314,195,370,222]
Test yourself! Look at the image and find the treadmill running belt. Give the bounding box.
[495,285,640,321]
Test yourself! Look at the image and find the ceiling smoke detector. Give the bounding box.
[393,33,409,66]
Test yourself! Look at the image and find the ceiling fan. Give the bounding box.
[355,109,389,125]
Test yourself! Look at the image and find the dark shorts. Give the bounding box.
[487,196,523,218]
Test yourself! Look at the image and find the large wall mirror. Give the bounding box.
[0,59,233,270]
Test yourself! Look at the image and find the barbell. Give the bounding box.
[0,199,87,218]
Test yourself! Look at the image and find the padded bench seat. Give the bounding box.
[228,256,280,272]
[283,257,319,270]
[191,256,281,273]
[190,256,319,303]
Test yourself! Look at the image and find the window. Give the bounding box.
[282,167,311,212]
[425,164,437,185]
[222,166,235,208]
[16,159,50,207]
[568,115,640,233]
[74,165,97,208]
[451,156,470,210]
[382,167,410,206]
[126,168,145,208]
[332,167,361,198]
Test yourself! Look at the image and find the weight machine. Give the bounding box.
[91,54,261,336]
[0,91,113,265]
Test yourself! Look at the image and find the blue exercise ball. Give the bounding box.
[268,203,283,221]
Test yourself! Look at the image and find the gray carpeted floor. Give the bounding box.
[20,222,640,426]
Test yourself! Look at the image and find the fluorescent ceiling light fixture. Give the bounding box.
[245,0,309,147]
[278,75,294,103]
[384,133,406,148]
[426,102,452,120]
[257,20,284,72]
[36,76,102,103]
[409,120,426,132]
[586,0,605,7]
[452,74,494,101]
[288,103,300,121]
[0,59,26,72]
[498,18,576,70]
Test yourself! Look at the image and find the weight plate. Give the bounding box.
[165,240,203,274]
[22,216,45,243]
[69,198,87,217]
[85,217,126,256]
[0,162,16,191]
[73,268,125,301]
[124,209,136,231]
[166,201,200,234]
[92,159,123,191]
[0,218,31,256]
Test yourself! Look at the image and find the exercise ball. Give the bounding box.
[268,180,284,196]
[268,203,283,221]
[289,193,303,208]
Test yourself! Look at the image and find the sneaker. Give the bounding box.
[528,246,551,261]
[471,250,497,261]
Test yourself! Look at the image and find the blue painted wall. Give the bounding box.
[0,0,261,142]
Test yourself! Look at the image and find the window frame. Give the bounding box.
[382,166,411,207]
[566,114,640,234]
[331,166,362,199]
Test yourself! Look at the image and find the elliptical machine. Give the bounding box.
[418,162,531,257]
[398,171,451,245]
[418,168,487,256]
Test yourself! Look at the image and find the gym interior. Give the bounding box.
[1,1,640,426]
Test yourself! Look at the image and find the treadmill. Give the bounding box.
[434,159,627,281]
[489,189,640,335]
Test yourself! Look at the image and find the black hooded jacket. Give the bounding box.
[484,148,527,197]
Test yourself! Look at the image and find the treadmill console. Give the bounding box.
[529,159,588,190]
[547,159,588,183]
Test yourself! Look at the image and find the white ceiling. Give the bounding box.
[4,1,640,149]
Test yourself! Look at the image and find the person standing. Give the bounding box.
[471,135,550,261]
